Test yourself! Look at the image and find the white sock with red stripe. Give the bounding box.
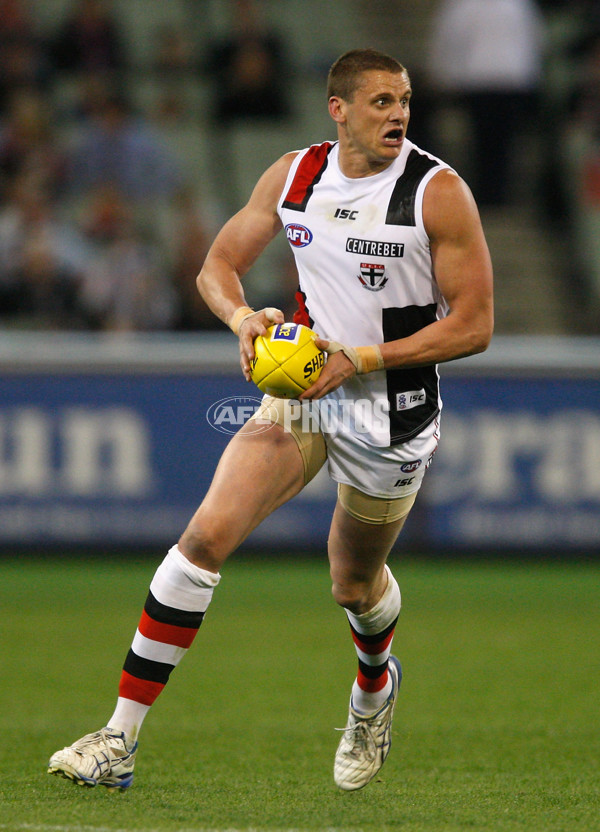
[345,565,401,715]
[107,545,220,741]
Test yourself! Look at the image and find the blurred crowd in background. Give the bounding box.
[0,0,599,334]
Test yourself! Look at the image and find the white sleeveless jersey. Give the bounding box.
[277,139,451,448]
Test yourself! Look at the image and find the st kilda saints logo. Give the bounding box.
[357,262,388,291]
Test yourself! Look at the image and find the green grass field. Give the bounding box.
[0,554,598,832]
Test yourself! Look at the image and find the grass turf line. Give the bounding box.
[0,555,598,831]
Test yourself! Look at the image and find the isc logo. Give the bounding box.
[285,223,313,247]
[334,208,358,220]
[394,476,415,488]
[396,389,426,411]
[303,351,325,379]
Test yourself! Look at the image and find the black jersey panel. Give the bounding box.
[385,150,439,227]
[382,304,440,444]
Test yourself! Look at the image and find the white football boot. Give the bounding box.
[334,655,402,791]
[48,728,137,789]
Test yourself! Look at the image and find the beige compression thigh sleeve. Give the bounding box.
[250,396,327,485]
[337,483,418,525]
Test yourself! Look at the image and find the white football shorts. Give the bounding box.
[324,410,440,499]
[250,396,440,500]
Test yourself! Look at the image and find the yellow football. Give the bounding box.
[250,322,325,398]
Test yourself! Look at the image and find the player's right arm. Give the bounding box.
[197,152,298,379]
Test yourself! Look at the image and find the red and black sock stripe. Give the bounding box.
[349,616,398,694]
[119,590,205,706]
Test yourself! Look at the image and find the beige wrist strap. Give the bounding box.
[326,341,384,374]
[355,345,385,374]
[228,306,255,335]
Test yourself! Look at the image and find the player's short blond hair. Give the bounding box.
[327,48,408,102]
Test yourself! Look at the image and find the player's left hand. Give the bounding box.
[298,337,356,400]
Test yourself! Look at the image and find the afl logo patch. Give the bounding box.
[400,459,422,473]
[285,223,313,247]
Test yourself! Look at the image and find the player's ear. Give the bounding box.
[328,96,346,124]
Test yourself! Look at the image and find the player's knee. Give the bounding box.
[331,579,372,615]
[178,523,226,572]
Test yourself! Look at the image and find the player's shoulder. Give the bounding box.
[408,141,472,207]
[426,166,468,199]
[278,141,335,177]
[262,150,301,183]
[251,142,335,208]
[247,151,300,209]
[422,165,481,240]
[404,141,454,184]
[282,141,336,180]
[426,161,475,208]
